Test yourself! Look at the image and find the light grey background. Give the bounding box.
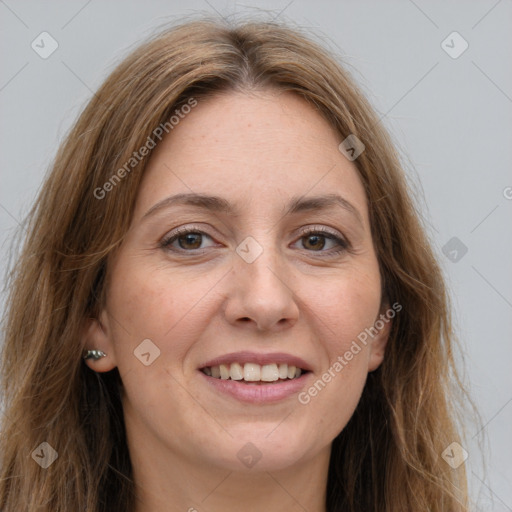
[1,1,511,510]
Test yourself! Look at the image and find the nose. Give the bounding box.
[223,241,300,332]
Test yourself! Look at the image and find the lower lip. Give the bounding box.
[199,371,311,404]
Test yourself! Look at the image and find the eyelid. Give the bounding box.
[295,224,345,240]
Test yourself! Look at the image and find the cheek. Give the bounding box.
[108,259,213,338]
[105,259,223,383]
[295,269,380,436]
[304,267,382,348]
[106,262,220,437]
[298,324,373,445]
[298,359,368,448]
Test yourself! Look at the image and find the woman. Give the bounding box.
[0,16,472,511]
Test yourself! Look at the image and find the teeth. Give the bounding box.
[244,363,260,381]
[261,364,279,382]
[202,362,306,382]
[219,364,230,380]
[230,362,244,380]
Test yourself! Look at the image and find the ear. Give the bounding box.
[81,309,117,372]
[367,303,393,372]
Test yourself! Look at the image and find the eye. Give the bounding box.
[160,225,350,255]
[292,226,349,255]
[160,227,216,252]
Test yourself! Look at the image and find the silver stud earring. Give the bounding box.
[83,349,107,361]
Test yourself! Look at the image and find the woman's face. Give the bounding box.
[84,89,390,473]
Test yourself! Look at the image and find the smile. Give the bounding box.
[201,362,306,382]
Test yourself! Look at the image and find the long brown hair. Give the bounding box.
[1,15,473,511]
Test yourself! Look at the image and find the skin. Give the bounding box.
[83,89,391,512]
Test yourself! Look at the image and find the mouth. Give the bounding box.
[197,351,313,402]
[200,362,310,384]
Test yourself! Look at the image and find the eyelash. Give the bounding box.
[159,225,350,257]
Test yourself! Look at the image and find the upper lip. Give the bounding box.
[199,351,313,372]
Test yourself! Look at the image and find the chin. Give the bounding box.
[203,426,314,472]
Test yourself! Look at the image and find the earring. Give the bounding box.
[83,349,107,361]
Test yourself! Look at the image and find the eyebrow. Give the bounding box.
[142,192,363,225]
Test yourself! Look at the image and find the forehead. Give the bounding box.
[134,89,369,223]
